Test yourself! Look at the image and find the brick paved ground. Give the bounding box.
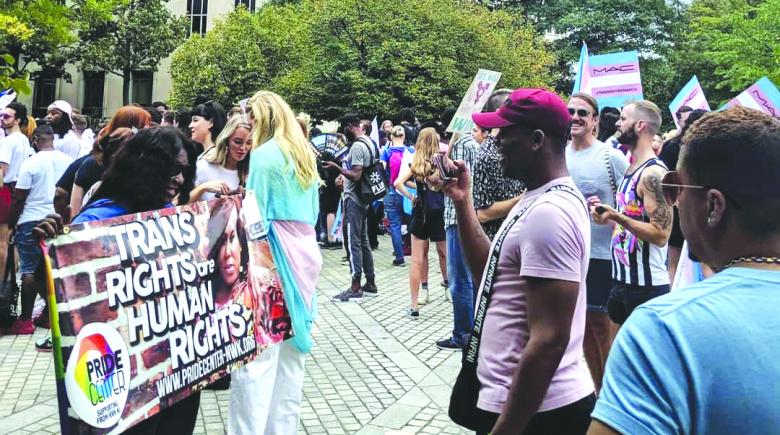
[0,234,469,434]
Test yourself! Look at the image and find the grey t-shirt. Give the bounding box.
[566,140,630,260]
[343,137,373,208]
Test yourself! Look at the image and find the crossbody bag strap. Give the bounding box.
[603,146,617,195]
[464,183,584,364]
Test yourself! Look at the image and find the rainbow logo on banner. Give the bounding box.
[573,44,643,109]
[669,75,711,128]
[722,77,780,117]
[74,334,120,401]
[65,323,130,429]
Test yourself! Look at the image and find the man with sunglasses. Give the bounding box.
[590,101,672,325]
[589,107,780,434]
[442,88,595,434]
[565,93,629,392]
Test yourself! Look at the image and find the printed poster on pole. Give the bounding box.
[669,75,711,128]
[44,194,291,434]
[573,45,643,109]
[446,69,502,133]
[722,76,780,117]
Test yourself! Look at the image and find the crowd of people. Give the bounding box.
[0,80,778,434]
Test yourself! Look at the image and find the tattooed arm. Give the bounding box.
[611,166,672,246]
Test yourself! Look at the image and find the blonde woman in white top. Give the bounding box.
[190,115,252,202]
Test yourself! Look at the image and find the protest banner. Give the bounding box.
[722,76,780,117]
[45,194,291,434]
[446,69,502,133]
[574,47,643,109]
[669,75,711,128]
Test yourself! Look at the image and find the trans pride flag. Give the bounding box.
[669,76,711,128]
[572,44,643,109]
[722,76,780,117]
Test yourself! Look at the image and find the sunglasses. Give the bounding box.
[660,171,705,205]
[0,113,13,120]
[568,108,592,117]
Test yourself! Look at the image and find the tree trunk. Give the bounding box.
[122,69,131,105]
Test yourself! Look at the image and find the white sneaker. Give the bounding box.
[419,287,429,305]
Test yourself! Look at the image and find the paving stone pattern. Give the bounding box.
[0,235,469,434]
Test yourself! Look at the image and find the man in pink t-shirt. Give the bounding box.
[441,88,595,434]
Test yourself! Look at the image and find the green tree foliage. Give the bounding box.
[169,5,307,109]
[524,0,685,112]
[169,0,554,121]
[680,0,779,106]
[74,0,188,105]
[0,0,76,83]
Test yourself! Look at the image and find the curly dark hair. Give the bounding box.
[91,127,196,212]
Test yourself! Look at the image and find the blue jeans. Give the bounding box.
[446,225,474,346]
[384,192,404,261]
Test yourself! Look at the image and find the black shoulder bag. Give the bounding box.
[0,243,19,327]
[358,138,389,203]
[448,184,584,431]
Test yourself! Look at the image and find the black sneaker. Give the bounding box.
[436,338,463,351]
[392,258,405,266]
[362,282,378,297]
[407,308,419,319]
[324,241,342,250]
[35,336,53,352]
[332,289,363,302]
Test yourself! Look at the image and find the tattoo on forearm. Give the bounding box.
[644,171,672,230]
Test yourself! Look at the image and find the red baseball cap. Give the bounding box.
[472,88,571,136]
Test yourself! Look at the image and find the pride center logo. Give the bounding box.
[65,323,130,428]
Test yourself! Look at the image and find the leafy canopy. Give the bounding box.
[170,0,554,121]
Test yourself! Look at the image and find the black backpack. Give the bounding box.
[357,137,388,203]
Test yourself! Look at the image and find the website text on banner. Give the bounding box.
[446,69,502,133]
[723,76,780,118]
[573,45,643,110]
[45,194,291,434]
[669,75,711,128]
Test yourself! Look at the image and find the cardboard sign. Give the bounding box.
[669,75,711,128]
[46,194,291,434]
[722,76,780,117]
[574,46,643,109]
[446,69,502,133]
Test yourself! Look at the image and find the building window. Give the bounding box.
[82,71,105,119]
[131,71,153,106]
[188,0,208,35]
[32,74,57,118]
[235,0,256,12]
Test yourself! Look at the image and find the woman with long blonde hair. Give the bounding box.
[228,91,322,435]
[394,127,448,319]
[189,115,252,202]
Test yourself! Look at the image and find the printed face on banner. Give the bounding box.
[48,195,290,434]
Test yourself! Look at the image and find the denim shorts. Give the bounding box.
[16,221,43,274]
[586,259,613,313]
[607,282,670,325]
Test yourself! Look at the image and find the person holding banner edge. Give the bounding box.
[228,90,322,434]
[34,126,203,434]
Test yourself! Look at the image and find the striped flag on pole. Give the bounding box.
[669,76,710,128]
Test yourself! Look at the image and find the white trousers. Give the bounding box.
[228,341,306,435]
